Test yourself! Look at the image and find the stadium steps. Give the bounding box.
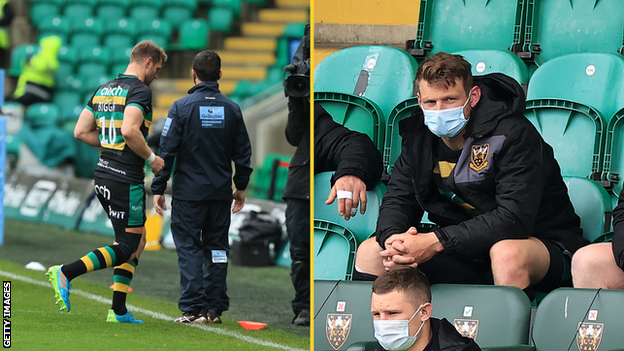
[275,0,309,7]
[257,8,309,23]
[241,23,286,37]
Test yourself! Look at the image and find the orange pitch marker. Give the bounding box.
[238,321,267,330]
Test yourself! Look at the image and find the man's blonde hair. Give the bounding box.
[130,40,167,65]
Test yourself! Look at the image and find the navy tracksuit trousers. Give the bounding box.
[171,199,231,314]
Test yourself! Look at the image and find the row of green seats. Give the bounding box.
[410,0,624,67]
[35,17,209,51]
[315,280,624,351]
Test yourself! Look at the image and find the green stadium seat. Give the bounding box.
[69,17,104,47]
[282,22,306,38]
[246,153,290,202]
[314,221,357,281]
[57,45,78,66]
[430,284,531,347]
[384,97,418,174]
[531,288,624,350]
[110,46,133,66]
[77,45,109,67]
[314,280,375,350]
[36,16,70,43]
[109,63,128,76]
[81,74,112,98]
[162,0,197,28]
[212,0,241,18]
[25,103,61,127]
[129,0,163,20]
[314,92,385,153]
[410,0,523,59]
[454,49,529,87]
[526,53,624,179]
[59,105,83,131]
[207,7,234,32]
[63,0,94,18]
[137,19,172,48]
[103,19,137,48]
[603,107,624,207]
[314,46,418,130]
[30,3,61,24]
[522,0,624,65]
[52,90,82,108]
[95,0,127,18]
[174,19,208,50]
[8,43,38,76]
[314,171,385,246]
[564,177,613,243]
[56,74,82,93]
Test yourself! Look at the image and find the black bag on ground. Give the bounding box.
[231,211,283,267]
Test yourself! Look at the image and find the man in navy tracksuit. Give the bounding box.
[151,50,252,324]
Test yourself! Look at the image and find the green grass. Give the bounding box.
[0,219,310,350]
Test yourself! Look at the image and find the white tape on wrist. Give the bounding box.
[336,190,353,200]
[146,151,156,164]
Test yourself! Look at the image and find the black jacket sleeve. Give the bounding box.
[434,122,546,258]
[314,104,383,190]
[285,97,307,147]
[375,152,426,248]
[612,189,624,270]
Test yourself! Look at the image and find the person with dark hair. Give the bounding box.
[48,40,167,323]
[355,52,588,298]
[151,50,252,324]
[572,188,624,289]
[371,267,481,351]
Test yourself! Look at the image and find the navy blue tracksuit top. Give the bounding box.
[151,81,253,201]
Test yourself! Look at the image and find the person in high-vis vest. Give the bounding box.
[11,35,61,106]
[0,0,14,69]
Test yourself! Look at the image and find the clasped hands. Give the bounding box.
[380,227,444,270]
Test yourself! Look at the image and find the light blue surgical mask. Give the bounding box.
[422,96,471,138]
[373,305,425,351]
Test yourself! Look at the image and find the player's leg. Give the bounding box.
[489,237,551,290]
[108,183,147,323]
[46,179,140,312]
[170,199,208,324]
[201,200,231,324]
[572,243,624,289]
[354,237,387,278]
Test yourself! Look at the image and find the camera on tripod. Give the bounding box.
[284,24,310,98]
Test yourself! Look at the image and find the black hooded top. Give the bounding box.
[376,73,588,259]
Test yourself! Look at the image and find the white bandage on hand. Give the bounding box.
[336,190,353,200]
[146,151,156,164]
[350,207,358,216]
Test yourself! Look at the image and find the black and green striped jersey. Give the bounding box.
[86,74,153,184]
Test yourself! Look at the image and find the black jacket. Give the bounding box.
[376,73,588,259]
[282,101,383,199]
[612,189,624,270]
[151,81,252,201]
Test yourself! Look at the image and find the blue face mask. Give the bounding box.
[422,96,471,138]
[373,305,425,351]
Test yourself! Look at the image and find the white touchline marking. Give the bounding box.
[0,270,308,351]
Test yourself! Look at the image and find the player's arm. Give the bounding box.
[74,108,101,147]
[121,105,164,174]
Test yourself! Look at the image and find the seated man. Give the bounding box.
[355,52,588,296]
[371,267,481,351]
[571,189,624,289]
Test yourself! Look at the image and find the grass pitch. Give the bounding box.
[0,219,309,350]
